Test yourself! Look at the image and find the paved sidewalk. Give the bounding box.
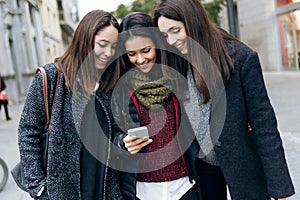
[0,71,299,199]
[0,103,32,200]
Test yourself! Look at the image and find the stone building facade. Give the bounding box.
[0,0,78,103]
[39,0,63,63]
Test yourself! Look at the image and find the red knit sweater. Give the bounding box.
[136,97,188,182]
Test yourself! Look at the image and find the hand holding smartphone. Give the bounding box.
[125,126,152,154]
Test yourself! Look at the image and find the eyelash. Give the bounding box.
[173,28,180,33]
[128,53,135,57]
[127,48,151,57]
[163,28,180,38]
[143,48,151,53]
[98,43,107,48]
[98,43,117,50]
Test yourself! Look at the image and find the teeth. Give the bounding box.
[99,57,108,62]
[139,64,149,68]
[176,43,183,49]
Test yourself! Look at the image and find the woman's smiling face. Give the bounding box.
[157,16,188,55]
[125,36,157,73]
[94,24,118,69]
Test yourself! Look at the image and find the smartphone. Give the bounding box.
[127,126,149,139]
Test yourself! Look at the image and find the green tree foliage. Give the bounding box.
[113,0,156,19]
[113,0,225,24]
[200,0,225,25]
[131,0,156,16]
[114,4,130,19]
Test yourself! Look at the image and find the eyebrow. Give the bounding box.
[97,39,110,43]
[126,45,153,53]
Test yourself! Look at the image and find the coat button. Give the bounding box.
[215,141,222,147]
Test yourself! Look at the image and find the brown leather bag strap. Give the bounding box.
[35,67,49,126]
[35,63,61,127]
[52,62,61,114]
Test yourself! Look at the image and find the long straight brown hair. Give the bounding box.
[55,10,120,96]
[154,0,236,103]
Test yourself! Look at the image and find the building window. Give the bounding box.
[16,0,20,8]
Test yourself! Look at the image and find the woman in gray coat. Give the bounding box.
[154,0,295,199]
[18,10,122,200]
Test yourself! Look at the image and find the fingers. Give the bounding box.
[123,135,152,154]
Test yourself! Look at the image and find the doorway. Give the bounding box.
[278,10,300,70]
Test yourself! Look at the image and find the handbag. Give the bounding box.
[0,80,8,101]
[0,91,8,101]
[11,64,61,191]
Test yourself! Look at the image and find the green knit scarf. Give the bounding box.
[128,68,172,109]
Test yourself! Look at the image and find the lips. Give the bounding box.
[175,42,184,49]
[96,56,110,64]
[138,63,150,69]
[175,40,186,52]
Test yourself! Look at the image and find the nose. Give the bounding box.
[104,46,113,57]
[136,53,145,64]
[167,34,177,46]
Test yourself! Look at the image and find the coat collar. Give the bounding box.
[225,39,237,57]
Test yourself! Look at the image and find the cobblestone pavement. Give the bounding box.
[0,71,299,199]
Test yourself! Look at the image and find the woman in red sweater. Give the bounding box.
[112,12,201,200]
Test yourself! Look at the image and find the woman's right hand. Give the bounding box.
[123,135,152,154]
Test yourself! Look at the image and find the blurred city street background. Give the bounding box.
[0,71,299,199]
[1,0,300,199]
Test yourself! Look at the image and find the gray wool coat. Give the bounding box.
[204,40,295,199]
[18,63,121,200]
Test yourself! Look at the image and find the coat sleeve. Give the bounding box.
[111,91,127,150]
[240,51,295,198]
[18,71,48,198]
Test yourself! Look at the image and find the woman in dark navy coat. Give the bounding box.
[154,0,295,199]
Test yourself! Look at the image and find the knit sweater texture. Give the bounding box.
[183,68,219,165]
[136,98,188,182]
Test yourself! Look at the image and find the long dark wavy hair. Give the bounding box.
[55,10,120,95]
[119,12,191,98]
[154,0,237,103]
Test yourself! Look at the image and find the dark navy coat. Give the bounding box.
[211,40,295,199]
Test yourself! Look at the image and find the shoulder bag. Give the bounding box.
[0,80,8,101]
